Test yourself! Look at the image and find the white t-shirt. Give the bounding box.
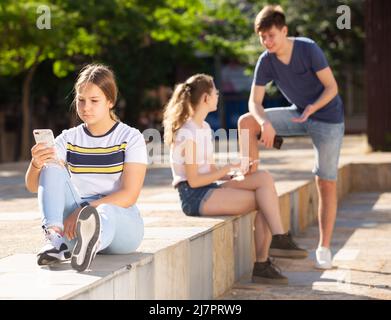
[55,122,147,198]
[170,119,214,186]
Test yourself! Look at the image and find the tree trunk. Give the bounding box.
[365,0,391,150]
[345,65,354,117]
[0,111,5,163]
[20,63,38,160]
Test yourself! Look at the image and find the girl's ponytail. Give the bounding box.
[163,74,214,145]
[163,83,192,145]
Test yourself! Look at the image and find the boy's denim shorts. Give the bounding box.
[265,105,345,181]
[176,181,220,216]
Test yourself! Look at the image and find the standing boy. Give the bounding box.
[238,5,344,269]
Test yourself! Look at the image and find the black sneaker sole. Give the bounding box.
[252,275,289,285]
[71,206,100,272]
[269,248,308,259]
[37,253,59,266]
[37,249,71,266]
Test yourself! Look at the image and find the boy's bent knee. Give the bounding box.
[238,113,260,132]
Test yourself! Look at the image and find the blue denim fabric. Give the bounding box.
[38,164,144,254]
[265,105,345,180]
[176,181,220,216]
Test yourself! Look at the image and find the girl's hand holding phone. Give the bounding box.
[31,143,57,169]
[227,158,249,177]
[229,158,260,177]
[31,129,61,169]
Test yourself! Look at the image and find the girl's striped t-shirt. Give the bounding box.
[55,122,147,198]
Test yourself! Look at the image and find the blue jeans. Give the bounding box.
[265,105,345,181]
[38,164,144,254]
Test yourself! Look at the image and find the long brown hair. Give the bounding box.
[163,74,214,145]
[74,64,119,121]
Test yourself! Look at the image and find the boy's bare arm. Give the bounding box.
[292,67,339,123]
[312,67,339,110]
[248,84,276,148]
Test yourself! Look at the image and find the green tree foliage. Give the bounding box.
[0,0,99,159]
[0,0,365,161]
[285,0,364,74]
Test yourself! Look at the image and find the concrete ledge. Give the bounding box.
[1,154,390,299]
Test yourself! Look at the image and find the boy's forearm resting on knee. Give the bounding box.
[249,101,269,125]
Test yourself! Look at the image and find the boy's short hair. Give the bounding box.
[254,5,286,34]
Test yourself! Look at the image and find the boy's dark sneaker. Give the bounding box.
[37,227,71,266]
[269,232,308,259]
[71,206,101,272]
[252,258,288,285]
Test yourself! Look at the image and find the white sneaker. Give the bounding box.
[315,246,333,269]
[71,206,101,272]
[37,227,71,266]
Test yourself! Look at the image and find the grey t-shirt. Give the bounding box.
[254,37,344,123]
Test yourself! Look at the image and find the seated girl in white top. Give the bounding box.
[163,74,307,284]
[25,64,147,272]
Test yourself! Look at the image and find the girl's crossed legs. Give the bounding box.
[200,170,285,262]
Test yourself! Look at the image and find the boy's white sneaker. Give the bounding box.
[315,246,333,269]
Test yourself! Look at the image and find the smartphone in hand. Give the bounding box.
[273,136,284,149]
[257,133,284,149]
[33,129,58,162]
[33,129,56,146]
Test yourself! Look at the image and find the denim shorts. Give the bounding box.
[176,181,221,216]
[265,105,345,181]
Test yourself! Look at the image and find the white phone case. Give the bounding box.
[33,129,59,163]
[33,129,55,147]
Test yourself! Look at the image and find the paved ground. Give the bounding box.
[220,191,391,300]
[1,134,390,300]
